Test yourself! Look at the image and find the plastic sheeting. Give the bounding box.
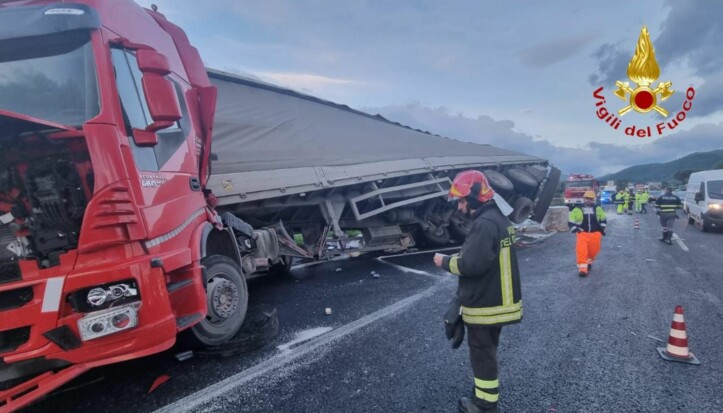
[208,69,542,175]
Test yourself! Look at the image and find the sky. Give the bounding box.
[136,0,723,176]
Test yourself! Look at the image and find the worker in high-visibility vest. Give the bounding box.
[614,189,626,215]
[623,189,632,215]
[568,191,607,277]
[634,191,642,213]
[639,190,649,214]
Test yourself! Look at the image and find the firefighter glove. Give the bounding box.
[444,297,464,349]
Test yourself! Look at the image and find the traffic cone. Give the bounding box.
[634,218,640,229]
[656,306,700,365]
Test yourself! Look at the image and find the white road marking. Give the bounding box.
[154,275,445,413]
[671,233,689,252]
[277,327,334,353]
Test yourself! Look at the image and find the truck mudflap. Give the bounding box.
[531,166,561,223]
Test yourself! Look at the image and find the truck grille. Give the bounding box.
[0,287,33,311]
[0,326,30,354]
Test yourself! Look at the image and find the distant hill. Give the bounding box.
[598,150,723,184]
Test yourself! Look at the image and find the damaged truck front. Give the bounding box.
[0,1,559,411]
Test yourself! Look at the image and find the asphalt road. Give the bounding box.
[22,207,723,413]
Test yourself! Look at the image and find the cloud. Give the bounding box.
[519,33,597,68]
[364,103,723,176]
[589,0,723,117]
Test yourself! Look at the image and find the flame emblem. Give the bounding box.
[614,26,673,116]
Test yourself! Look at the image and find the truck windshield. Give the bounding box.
[707,180,723,200]
[0,31,99,127]
[566,181,593,188]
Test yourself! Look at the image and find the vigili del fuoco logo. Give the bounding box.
[592,26,696,138]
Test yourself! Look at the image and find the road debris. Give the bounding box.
[148,375,171,394]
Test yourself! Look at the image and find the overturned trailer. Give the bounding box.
[206,69,561,266]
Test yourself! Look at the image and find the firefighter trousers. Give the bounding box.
[576,231,602,273]
[467,325,502,407]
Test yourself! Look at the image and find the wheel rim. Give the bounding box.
[206,274,240,324]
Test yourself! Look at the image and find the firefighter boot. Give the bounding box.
[459,397,499,413]
[665,231,674,245]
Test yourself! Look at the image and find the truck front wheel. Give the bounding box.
[190,255,248,347]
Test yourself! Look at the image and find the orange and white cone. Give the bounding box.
[657,306,700,365]
[634,218,640,229]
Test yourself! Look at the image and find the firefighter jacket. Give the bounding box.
[656,193,682,215]
[614,192,625,204]
[441,205,522,326]
[568,204,607,233]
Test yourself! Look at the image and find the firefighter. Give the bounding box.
[433,170,521,413]
[655,187,682,245]
[614,189,626,215]
[568,191,607,277]
[639,189,649,214]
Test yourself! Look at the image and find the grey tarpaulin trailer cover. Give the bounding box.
[205,69,560,231]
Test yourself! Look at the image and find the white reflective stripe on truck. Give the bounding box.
[41,277,65,313]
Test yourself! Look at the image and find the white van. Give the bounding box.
[684,169,723,232]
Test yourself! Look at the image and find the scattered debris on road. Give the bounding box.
[174,351,193,362]
[148,375,171,394]
[196,307,280,358]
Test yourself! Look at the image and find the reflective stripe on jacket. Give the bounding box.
[442,205,522,326]
[656,194,682,213]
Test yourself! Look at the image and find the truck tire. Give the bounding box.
[505,168,538,192]
[482,170,514,194]
[196,307,279,358]
[688,213,695,225]
[525,165,547,183]
[701,217,710,232]
[510,197,534,224]
[419,225,451,246]
[189,255,248,347]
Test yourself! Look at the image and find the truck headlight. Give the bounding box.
[709,203,722,210]
[77,304,139,341]
[69,280,139,312]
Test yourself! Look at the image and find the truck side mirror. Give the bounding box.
[694,192,703,202]
[136,49,181,132]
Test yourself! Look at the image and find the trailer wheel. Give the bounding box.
[482,170,514,194]
[505,168,538,192]
[190,255,248,347]
[510,197,534,224]
[419,225,451,246]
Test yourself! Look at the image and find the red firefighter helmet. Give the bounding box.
[448,170,495,203]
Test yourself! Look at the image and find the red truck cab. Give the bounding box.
[0,2,224,410]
